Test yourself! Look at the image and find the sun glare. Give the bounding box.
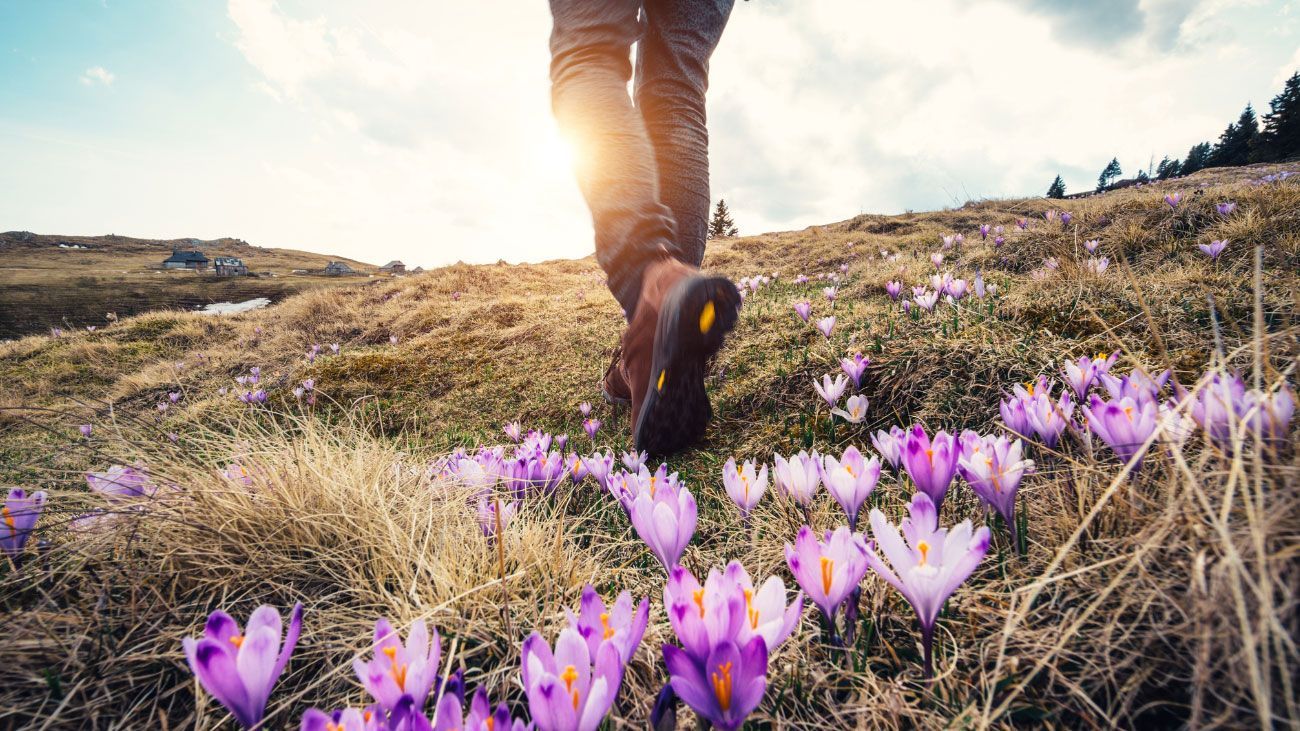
[539,124,578,173]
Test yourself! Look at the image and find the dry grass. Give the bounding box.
[1,162,1298,729]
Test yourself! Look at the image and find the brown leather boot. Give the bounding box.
[601,347,631,405]
[620,257,741,456]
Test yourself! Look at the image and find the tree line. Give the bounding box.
[1047,71,1300,198]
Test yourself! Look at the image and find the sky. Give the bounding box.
[1,0,1297,268]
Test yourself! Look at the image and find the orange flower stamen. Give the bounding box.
[711,661,734,712]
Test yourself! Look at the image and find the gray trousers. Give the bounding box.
[548,0,735,317]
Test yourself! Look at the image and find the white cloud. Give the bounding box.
[79,66,114,86]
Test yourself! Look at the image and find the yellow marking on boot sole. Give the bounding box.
[657,369,667,392]
[699,300,716,334]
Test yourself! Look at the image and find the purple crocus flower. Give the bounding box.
[581,450,614,490]
[566,453,590,483]
[994,234,1005,246]
[885,280,902,300]
[79,423,93,438]
[565,584,649,665]
[1062,353,1105,399]
[1099,368,1169,403]
[722,457,768,517]
[823,286,837,303]
[930,252,944,269]
[1025,389,1073,449]
[1084,238,1100,254]
[663,562,802,665]
[182,602,304,729]
[300,705,387,731]
[1198,239,1227,259]
[772,450,822,507]
[555,434,569,452]
[477,497,518,537]
[1216,202,1236,216]
[973,272,986,299]
[504,422,523,442]
[579,402,592,417]
[1017,218,1028,230]
[421,686,529,731]
[813,373,848,408]
[620,450,646,472]
[520,624,624,731]
[979,224,990,240]
[663,638,767,731]
[871,426,905,469]
[821,447,881,530]
[957,436,1033,548]
[1189,375,1295,448]
[914,290,938,312]
[169,391,182,403]
[902,300,913,314]
[831,394,869,424]
[945,278,968,300]
[793,301,812,323]
[330,343,340,354]
[1060,212,1072,225]
[628,483,697,572]
[1044,210,1058,223]
[582,418,601,442]
[864,492,990,678]
[785,525,870,627]
[999,394,1032,438]
[840,352,869,388]
[1083,394,1159,470]
[2,488,46,559]
[1164,192,1182,209]
[900,425,961,510]
[1086,256,1109,274]
[86,464,156,499]
[814,316,835,339]
[353,618,442,714]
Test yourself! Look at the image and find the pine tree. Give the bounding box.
[1208,105,1259,167]
[707,199,738,239]
[1135,169,1150,183]
[1046,175,1067,199]
[1155,156,1181,180]
[1096,158,1123,191]
[1182,142,1212,175]
[1252,71,1300,162]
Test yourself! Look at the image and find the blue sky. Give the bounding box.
[2,0,1298,268]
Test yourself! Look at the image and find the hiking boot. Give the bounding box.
[621,257,740,456]
[601,346,631,405]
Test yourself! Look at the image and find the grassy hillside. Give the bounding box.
[0,232,379,339]
[0,163,1297,729]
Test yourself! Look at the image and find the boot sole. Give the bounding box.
[633,275,741,456]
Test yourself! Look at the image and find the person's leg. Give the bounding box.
[635,0,736,268]
[548,0,678,317]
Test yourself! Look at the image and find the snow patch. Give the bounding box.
[196,298,271,315]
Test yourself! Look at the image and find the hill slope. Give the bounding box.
[0,163,1296,729]
[0,231,379,339]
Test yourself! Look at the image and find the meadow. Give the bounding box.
[0,232,375,339]
[0,163,1296,729]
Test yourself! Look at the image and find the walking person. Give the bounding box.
[547,0,740,455]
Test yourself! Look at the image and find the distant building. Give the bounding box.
[410,266,424,273]
[162,250,210,270]
[379,260,406,274]
[213,256,249,276]
[325,261,358,276]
